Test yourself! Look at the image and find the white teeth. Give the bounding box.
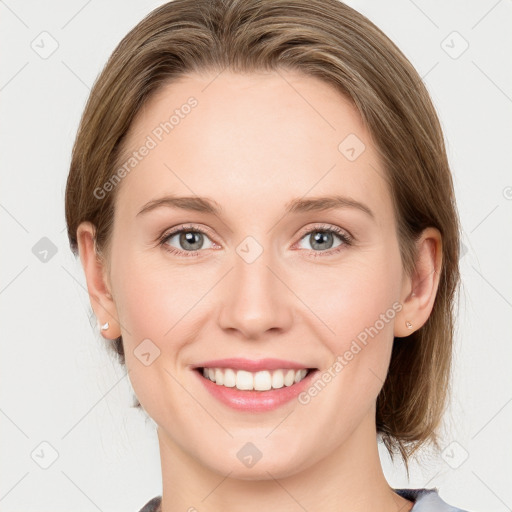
[254,371,272,391]
[284,369,296,386]
[223,368,236,387]
[236,370,254,390]
[272,370,284,389]
[294,369,307,383]
[201,367,310,391]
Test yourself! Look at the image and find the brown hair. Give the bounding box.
[65,0,461,465]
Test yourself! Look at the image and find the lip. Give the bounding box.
[191,358,313,372]
[192,365,319,412]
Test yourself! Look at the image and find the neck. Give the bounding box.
[157,409,413,512]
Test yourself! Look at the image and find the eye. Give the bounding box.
[295,224,352,257]
[159,224,216,256]
[159,223,352,258]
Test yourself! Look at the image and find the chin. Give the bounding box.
[195,441,319,482]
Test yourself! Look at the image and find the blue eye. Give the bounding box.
[296,225,352,256]
[159,223,352,258]
[160,225,215,256]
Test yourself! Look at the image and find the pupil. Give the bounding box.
[181,231,202,250]
[311,231,333,250]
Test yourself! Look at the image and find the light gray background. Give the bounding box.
[1,1,511,511]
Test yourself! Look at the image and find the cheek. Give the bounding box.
[295,248,402,415]
[108,248,213,396]
[303,251,402,350]
[110,258,191,421]
[111,246,202,342]
[271,258,402,468]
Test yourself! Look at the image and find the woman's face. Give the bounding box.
[103,70,409,478]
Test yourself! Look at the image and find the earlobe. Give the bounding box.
[394,228,442,338]
[76,222,120,339]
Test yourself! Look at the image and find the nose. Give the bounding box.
[217,246,294,340]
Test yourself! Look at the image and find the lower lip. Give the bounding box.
[193,369,319,412]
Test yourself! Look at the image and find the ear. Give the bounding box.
[76,221,121,340]
[394,227,442,338]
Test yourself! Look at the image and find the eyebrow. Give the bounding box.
[136,194,375,219]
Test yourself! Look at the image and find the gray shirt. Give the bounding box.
[395,488,470,511]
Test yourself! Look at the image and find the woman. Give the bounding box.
[65,0,468,510]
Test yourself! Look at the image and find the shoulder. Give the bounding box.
[137,495,162,512]
[137,491,472,512]
[395,488,472,512]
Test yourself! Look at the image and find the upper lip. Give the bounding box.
[191,358,316,372]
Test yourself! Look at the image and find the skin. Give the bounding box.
[77,70,442,512]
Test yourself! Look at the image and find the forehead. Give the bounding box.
[114,70,391,225]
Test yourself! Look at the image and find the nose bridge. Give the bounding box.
[217,235,293,338]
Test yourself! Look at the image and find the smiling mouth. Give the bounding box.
[196,367,316,391]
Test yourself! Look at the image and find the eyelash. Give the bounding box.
[158,223,353,258]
